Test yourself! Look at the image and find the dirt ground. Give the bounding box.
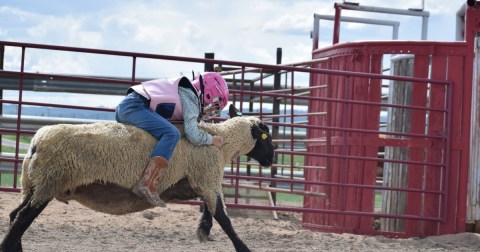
[1,192,479,252]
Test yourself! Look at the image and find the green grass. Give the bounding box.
[375,193,383,211]
[275,154,305,166]
[3,135,32,143]
[1,146,28,154]
[1,135,28,188]
[276,193,303,203]
[1,134,31,154]
[222,186,304,206]
[0,173,22,187]
[238,153,305,166]
[225,154,306,206]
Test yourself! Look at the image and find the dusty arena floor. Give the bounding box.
[1,192,479,252]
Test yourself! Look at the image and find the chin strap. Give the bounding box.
[199,74,205,118]
[192,71,206,120]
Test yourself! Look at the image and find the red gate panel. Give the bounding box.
[303,5,479,237]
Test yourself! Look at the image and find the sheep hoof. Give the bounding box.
[142,211,154,220]
[196,229,214,242]
[57,199,69,204]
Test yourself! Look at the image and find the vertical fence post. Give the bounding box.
[0,45,3,182]
[271,48,282,204]
[204,53,214,72]
[0,45,4,154]
[381,55,414,232]
[468,28,480,234]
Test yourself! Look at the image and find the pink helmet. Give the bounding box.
[192,72,229,117]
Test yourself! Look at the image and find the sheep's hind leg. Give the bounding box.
[0,198,50,252]
[8,192,33,226]
[196,201,214,242]
[211,195,250,252]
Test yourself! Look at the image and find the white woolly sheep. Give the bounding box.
[1,105,275,252]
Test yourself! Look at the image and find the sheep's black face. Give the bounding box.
[228,104,274,167]
[246,122,275,167]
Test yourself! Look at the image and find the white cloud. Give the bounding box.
[261,14,311,35]
[244,44,274,63]
[287,43,314,63]
[0,6,36,21]
[3,47,24,71]
[1,0,467,78]
[350,0,426,11]
[3,90,123,109]
[29,52,92,74]
[425,0,465,15]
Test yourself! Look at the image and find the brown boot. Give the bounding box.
[132,156,168,207]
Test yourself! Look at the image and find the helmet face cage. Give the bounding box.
[192,72,229,119]
[201,103,221,120]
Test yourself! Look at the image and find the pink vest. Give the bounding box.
[130,77,184,120]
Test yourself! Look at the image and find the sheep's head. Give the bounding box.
[229,105,275,167]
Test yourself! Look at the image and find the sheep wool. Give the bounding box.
[22,117,260,212]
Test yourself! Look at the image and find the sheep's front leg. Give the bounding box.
[1,198,50,252]
[196,201,214,242]
[211,195,250,252]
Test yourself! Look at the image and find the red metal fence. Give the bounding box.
[300,4,479,238]
[0,5,478,239]
[305,42,457,237]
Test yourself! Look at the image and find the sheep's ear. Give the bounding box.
[251,124,269,140]
[229,104,243,118]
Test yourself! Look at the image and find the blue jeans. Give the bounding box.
[115,91,181,160]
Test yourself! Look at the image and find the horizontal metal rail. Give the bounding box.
[0,40,456,232]
[0,41,452,84]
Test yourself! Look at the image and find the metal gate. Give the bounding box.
[0,4,478,239]
[302,4,478,238]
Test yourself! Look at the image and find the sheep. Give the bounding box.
[1,105,275,252]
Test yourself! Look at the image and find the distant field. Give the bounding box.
[0,173,22,187]
[1,135,31,154]
[3,135,32,143]
[1,135,29,187]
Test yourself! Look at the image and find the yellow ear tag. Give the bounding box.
[261,133,268,140]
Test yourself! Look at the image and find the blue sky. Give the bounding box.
[0,0,468,107]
